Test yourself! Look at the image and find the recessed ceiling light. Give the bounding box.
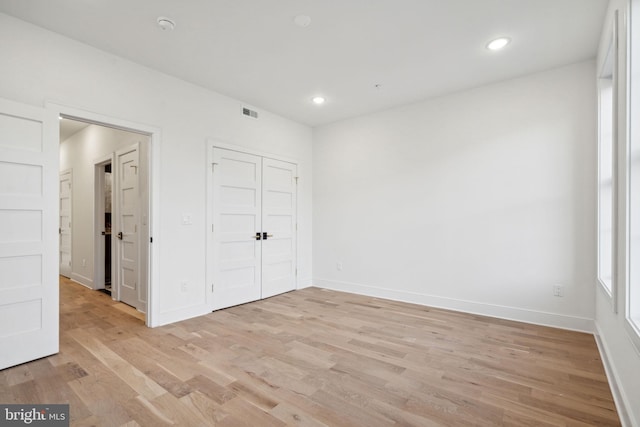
[312,96,326,105]
[487,37,510,51]
[294,15,311,27]
[157,16,176,31]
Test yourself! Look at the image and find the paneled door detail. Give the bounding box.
[59,170,72,278]
[211,149,263,310]
[0,98,58,370]
[210,147,297,311]
[115,144,140,309]
[262,158,297,298]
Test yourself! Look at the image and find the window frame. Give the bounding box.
[626,1,640,351]
[597,9,619,312]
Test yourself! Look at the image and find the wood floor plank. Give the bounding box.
[0,277,622,426]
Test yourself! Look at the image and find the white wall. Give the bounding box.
[0,13,313,326]
[59,125,150,300]
[593,1,640,426]
[314,61,597,332]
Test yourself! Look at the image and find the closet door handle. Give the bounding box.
[262,232,273,240]
[117,232,123,240]
[254,232,262,240]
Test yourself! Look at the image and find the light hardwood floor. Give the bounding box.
[0,277,620,426]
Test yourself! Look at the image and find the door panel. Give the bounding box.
[210,148,297,310]
[211,148,262,310]
[115,144,139,309]
[262,158,297,298]
[0,98,58,370]
[59,170,72,278]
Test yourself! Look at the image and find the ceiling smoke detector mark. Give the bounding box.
[242,107,258,119]
[157,17,176,31]
[293,15,311,27]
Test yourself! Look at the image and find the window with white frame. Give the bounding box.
[597,16,617,300]
[628,1,640,346]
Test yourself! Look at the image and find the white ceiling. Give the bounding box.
[0,0,608,127]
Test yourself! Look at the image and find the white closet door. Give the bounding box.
[0,98,58,370]
[261,158,297,298]
[59,170,72,278]
[211,148,262,310]
[115,144,140,309]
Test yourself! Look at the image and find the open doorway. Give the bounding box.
[59,117,151,320]
[95,160,113,296]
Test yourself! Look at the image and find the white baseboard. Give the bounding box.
[314,278,595,333]
[152,303,210,328]
[594,324,635,427]
[70,273,93,289]
[297,276,314,289]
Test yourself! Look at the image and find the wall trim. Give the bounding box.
[155,303,211,328]
[70,273,93,289]
[314,278,595,333]
[594,323,635,427]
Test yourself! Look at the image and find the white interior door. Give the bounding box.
[210,147,297,310]
[262,158,297,298]
[59,170,72,278]
[0,98,58,370]
[211,148,262,310]
[115,144,140,309]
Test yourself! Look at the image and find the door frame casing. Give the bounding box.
[50,102,161,327]
[205,139,299,310]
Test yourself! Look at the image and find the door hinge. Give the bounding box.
[150,237,153,243]
[211,283,214,293]
[211,224,214,233]
[294,176,299,184]
[295,268,298,276]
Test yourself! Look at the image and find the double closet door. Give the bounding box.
[210,147,297,311]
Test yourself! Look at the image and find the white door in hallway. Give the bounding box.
[262,158,297,298]
[115,144,140,309]
[0,98,58,370]
[211,149,263,310]
[210,147,297,311]
[59,170,72,278]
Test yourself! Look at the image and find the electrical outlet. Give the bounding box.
[180,282,188,292]
[336,261,343,271]
[553,285,564,297]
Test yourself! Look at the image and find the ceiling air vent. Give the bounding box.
[242,107,258,119]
